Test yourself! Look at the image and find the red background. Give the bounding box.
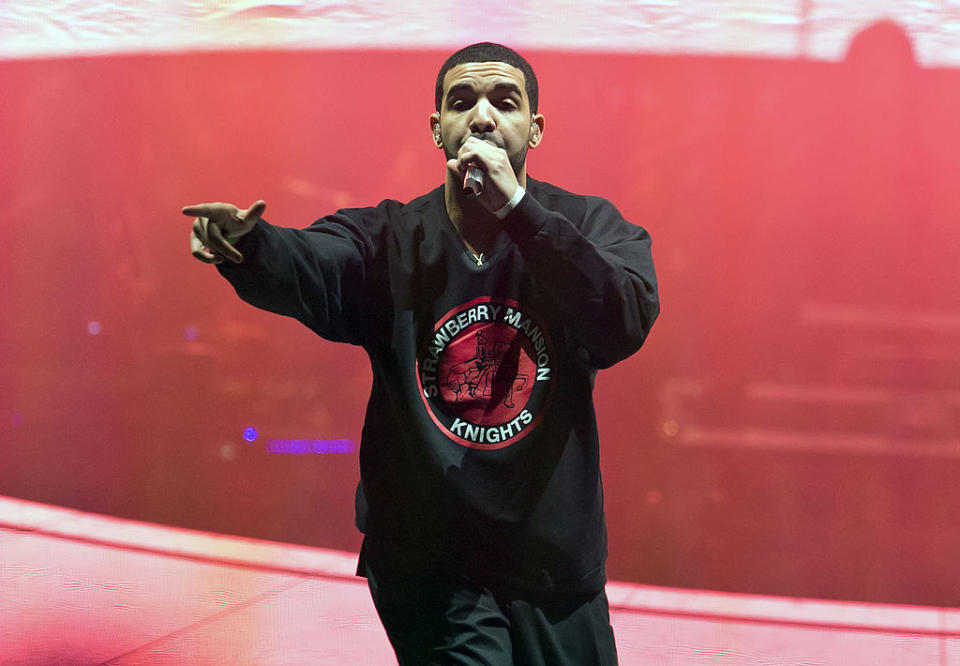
[2,22,959,605]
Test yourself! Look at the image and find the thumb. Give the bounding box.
[242,200,266,222]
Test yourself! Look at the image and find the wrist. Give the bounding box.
[494,185,526,220]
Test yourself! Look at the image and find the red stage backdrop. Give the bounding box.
[1,17,959,605]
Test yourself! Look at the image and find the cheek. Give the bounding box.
[508,122,532,145]
[441,123,463,142]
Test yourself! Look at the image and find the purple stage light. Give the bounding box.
[265,438,354,454]
[87,321,102,335]
[242,427,258,442]
[184,325,199,341]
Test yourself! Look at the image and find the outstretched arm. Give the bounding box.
[180,199,382,345]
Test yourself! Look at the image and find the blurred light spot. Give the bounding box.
[184,325,199,342]
[709,489,725,503]
[243,427,258,442]
[11,413,24,427]
[220,442,237,461]
[87,321,102,335]
[645,489,663,505]
[662,419,680,437]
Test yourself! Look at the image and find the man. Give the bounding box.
[183,42,659,665]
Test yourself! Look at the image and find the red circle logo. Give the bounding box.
[418,297,553,449]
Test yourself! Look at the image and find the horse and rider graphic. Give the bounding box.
[446,328,529,409]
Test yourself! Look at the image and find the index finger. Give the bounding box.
[182,204,216,217]
[458,137,501,164]
[461,135,503,151]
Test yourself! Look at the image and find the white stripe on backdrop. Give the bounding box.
[1,1,959,65]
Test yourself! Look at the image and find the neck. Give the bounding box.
[444,165,527,254]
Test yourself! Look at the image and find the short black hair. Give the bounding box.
[435,42,539,114]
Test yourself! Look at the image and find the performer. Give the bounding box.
[183,42,659,665]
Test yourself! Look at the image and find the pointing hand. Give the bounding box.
[181,200,266,265]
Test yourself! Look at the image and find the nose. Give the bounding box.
[469,98,496,134]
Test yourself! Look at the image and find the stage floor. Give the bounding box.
[0,495,955,665]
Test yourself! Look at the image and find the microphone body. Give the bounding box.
[463,164,484,196]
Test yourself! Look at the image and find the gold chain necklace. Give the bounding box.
[450,219,486,266]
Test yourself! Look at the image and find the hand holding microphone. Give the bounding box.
[449,136,517,212]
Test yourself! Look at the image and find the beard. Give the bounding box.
[444,132,528,179]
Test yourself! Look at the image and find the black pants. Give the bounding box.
[360,541,619,665]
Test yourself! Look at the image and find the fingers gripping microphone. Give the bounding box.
[463,163,484,197]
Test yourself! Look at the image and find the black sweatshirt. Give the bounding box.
[218,177,659,596]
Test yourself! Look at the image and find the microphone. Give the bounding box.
[463,163,484,196]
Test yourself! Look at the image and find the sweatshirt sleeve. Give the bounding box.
[502,190,660,369]
[216,210,381,345]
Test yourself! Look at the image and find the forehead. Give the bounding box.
[442,61,527,99]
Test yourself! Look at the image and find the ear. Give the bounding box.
[528,113,545,148]
[429,112,443,149]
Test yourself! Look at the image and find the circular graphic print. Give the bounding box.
[418,297,553,450]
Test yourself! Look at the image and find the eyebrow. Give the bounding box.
[446,81,524,102]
